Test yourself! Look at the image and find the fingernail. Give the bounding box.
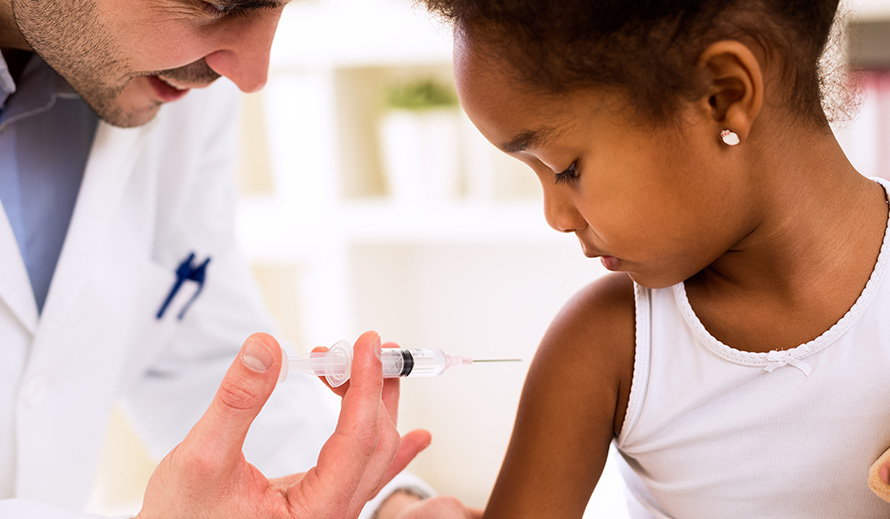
[372,333,381,360]
[242,336,273,372]
[278,348,289,383]
[882,464,890,485]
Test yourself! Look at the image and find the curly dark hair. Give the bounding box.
[420,0,842,127]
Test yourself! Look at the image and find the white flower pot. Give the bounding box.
[378,108,462,206]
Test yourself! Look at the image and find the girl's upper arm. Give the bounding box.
[484,273,636,519]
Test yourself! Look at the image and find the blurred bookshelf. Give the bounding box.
[233,0,564,349]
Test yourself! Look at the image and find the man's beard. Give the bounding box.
[11,0,220,128]
[12,0,133,125]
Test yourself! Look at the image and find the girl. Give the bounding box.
[414,0,890,517]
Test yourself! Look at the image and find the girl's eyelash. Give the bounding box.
[554,162,579,185]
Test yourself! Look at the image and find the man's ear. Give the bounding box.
[696,40,764,144]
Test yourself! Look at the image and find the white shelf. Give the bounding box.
[235,197,563,262]
[338,200,558,242]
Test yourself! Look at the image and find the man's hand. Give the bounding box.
[136,331,431,519]
[869,448,890,503]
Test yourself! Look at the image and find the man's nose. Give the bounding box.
[204,8,283,93]
[542,187,587,233]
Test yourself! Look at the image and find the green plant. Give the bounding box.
[385,80,458,110]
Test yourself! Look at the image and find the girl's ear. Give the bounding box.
[696,40,764,144]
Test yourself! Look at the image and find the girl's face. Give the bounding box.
[454,31,758,288]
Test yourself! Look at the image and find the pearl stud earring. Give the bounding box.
[720,129,740,146]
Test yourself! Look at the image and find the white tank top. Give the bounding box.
[614,178,890,518]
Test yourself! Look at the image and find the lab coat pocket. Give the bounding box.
[119,259,197,382]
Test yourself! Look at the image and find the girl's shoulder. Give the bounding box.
[531,272,636,436]
[543,272,636,349]
[486,273,637,517]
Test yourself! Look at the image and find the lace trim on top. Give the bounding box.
[673,177,890,375]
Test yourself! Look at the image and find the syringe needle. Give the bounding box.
[472,359,522,363]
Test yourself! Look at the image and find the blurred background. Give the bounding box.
[87,0,890,516]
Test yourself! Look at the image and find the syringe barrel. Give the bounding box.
[381,348,448,378]
[287,344,453,387]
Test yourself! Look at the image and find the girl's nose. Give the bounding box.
[542,188,587,233]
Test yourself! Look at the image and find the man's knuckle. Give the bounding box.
[379,426,401,454]
[217,379,258,411]
[355,428,380,457]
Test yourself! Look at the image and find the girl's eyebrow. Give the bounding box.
[500,127,555,153]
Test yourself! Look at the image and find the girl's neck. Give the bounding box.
[685,129,888,352]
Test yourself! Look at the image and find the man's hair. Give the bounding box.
[421,0,842,127]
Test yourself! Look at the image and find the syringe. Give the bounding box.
[282,340,521,387]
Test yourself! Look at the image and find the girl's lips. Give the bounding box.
[600,256,622,271]
[579,241,622,270]
[147,75,190,102]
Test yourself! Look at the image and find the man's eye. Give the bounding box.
[554,162,579,185]
[203,3,251,19]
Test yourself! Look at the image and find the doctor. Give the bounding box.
[0,0,470,518]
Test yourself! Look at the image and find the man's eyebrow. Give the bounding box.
[500,128,553,153]
[214,0,288,9]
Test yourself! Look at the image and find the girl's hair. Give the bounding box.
[420,0,842,127]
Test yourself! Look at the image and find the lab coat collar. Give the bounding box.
[0,119,149,334]
[0,205,39,332]
[0,53,84,333]
[37,119,152,333]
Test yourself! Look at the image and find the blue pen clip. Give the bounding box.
[156,252,211,320]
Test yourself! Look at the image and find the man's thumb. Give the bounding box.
[184,333,283,464]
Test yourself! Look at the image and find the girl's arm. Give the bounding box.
[484,273,636,519]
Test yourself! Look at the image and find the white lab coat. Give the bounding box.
[0,81,356,517]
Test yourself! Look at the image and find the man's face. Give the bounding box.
[11,0,285,128]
